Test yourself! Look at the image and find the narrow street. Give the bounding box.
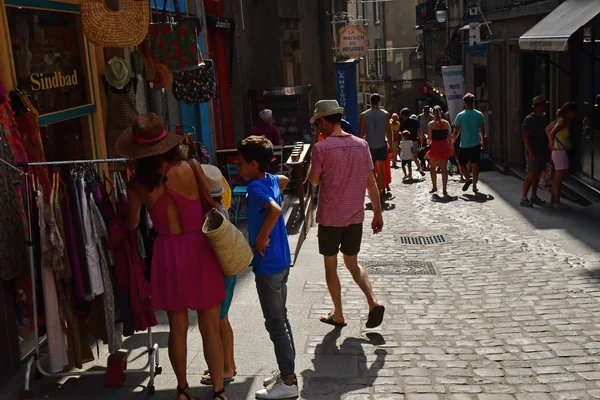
[4,167,600,400]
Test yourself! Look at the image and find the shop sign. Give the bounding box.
[441,65,464,124]
[206,15,234,30]
[336,61,359,134]
[419,83,431,95]
[338,25,368,58]
[30,70,79,91]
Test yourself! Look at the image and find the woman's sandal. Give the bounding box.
[175,384,196,400]
[213,389,227,400]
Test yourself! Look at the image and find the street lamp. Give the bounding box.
[435,0,448,23]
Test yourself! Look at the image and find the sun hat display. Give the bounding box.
[201,164,227,197]
[151,63,173,90]
[130,51,145,76]
[81,0,149,47]
[532,95,548,106]
[105,57,131,90]
[116,113,183,159]
[202,209,253,276]
[310,100,344,124]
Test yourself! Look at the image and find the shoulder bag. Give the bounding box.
[172,59,216,104]
[81,0,149,47]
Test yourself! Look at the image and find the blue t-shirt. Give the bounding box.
[455,109,485,148]
[246,174,291,276]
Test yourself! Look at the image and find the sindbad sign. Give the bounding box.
[339,25,368,58]
[30,70,79,91]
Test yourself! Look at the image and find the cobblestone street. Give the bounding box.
[3,168,600,400]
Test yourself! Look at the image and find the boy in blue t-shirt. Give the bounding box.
[237,135,296,400]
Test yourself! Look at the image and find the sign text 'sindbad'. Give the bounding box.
[30,70,79,91]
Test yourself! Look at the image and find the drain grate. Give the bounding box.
[399,235,446,245]
[364,261,437,275]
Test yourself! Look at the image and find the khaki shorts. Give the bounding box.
[318,224,363,256]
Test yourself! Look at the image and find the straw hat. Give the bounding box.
[116,113,183,159]
[201,164,227,197]
[310,100,344,124]
[532,95,548,107]
[152,63,173,90]
[105,57,131,89]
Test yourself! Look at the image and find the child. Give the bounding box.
[237,136,297,400]
[200,164,238,386]
[399,130,414,181]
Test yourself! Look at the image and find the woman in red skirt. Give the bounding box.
[426,106,454,196]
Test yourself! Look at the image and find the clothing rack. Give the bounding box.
[14,158,161,397]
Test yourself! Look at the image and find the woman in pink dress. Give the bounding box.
[117,113,227,400]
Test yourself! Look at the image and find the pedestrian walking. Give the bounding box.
[520,96,550,207]
[427,106,454,196]
[359,94,393,197]
[250,109,284,146]
[117,113,228,400]
[418,105,435,141]
[399,131,414,181]
[548,102,577,209]
[200,165,238,387]
[236,136,297,399]
[309,100,386,330]
[400,108,426,175]
[453,93,485,193]
[390,113,401,168]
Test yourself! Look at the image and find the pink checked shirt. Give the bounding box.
[310,134,373,227]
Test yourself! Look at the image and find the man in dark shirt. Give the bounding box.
[521,95,550,207]
[250,109,284,145]
[400,108,425,174]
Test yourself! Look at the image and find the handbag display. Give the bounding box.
[81,0,149,47]
[172,60,216,104]
[187,161,252,276]
[148,0,201,71]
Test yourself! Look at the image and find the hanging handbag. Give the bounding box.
[81,0,149,47]
[187,161,252,276]
[172,59,216,104]
[148,0,201,71]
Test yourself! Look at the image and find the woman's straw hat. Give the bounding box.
[116,113,183,159]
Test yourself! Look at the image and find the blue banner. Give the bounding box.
[336,61,358,135]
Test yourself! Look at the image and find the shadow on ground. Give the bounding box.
[461,193,495,203]
[300,328,388,398]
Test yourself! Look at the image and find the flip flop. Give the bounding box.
[365,305,385,329]
[462,179,472,192]
[201,370,237,385]
[320,313,347,327]
[203,369,238,376]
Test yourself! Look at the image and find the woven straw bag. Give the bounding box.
[81,0,150,47]
[202,209,252,276]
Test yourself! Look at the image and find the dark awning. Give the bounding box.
[519,0,600,52]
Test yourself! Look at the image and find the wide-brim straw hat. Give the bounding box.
[201,164,227,197]
[105,57,131,89]
[116,113,183,159]
[153,63,173,90]
[310,100,344,124]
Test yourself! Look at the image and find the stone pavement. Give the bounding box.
[3,167,600,400]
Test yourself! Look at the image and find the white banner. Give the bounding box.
[442,65,464,125]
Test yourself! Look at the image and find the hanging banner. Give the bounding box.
[442,65,464,124]
[338,25,368,58]
[336,61,359,134]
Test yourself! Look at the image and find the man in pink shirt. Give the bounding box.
[308,100,385,329]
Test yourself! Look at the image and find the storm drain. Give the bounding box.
[399,235,446,245]
[364,261,437,275]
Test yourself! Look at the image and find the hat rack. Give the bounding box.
[4,157,162,398]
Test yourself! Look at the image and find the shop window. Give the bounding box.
[41,116,91,161]
[6,6,92,116]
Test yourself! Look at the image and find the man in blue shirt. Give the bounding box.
[453,93,485,193]
[237,136,297,399]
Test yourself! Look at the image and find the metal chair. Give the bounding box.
[226,163,247,225]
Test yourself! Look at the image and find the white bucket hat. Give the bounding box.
[201,164,227,197]
[310,100,344,124]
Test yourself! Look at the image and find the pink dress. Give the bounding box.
[148,163,225,312]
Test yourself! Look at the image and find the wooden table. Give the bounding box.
[285,144,311,233]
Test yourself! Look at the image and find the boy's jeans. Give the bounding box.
[255,268,296,378]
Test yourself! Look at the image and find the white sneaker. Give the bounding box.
[263,370,279,387]
[255,379,298,399]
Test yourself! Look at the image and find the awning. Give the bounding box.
[519,0,600,52]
